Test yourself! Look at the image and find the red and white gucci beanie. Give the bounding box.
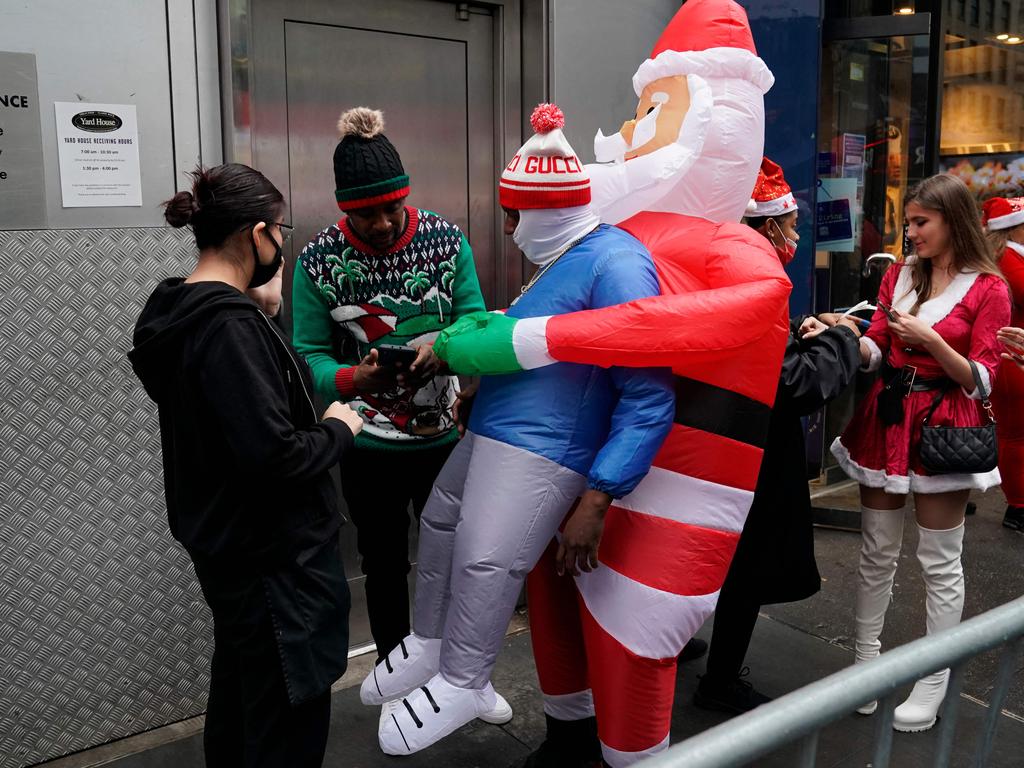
[499,104,591,210]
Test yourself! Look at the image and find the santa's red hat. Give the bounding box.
[632,0,774,96]
[982,196,1024,230]
[499,104,591,210]
[746,157,796,217]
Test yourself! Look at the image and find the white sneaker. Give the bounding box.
[378,673,513,755]
[359,634,440,706]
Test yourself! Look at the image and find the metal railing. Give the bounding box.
[641,595,1024,768]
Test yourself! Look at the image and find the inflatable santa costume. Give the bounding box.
[433,1,792,765]
[363,104,676,759]
[982,196,1024,530]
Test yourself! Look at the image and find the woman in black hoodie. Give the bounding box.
[129,164,362,767]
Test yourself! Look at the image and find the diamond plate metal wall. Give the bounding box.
[0,228,213,767]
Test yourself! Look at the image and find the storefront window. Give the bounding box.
[941,0,1024,199]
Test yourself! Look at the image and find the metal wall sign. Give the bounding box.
[0,51,46,229]
[55,102,142,207]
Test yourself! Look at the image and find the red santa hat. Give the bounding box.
[746,157,796,218]
[632,0,775,97]
[982,196,1024,231]
[499,104,591,210]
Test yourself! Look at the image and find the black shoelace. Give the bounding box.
[383,639,411,674]
[421,685,441,714]
[401,685,442,730]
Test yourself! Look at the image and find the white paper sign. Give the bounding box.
[55,102,141,207]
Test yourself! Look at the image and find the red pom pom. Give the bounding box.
[530,103,565,133]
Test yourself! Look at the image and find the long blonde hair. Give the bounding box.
[901,174,1003,314]
[986,228,1010,262]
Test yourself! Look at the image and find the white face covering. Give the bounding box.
[512,205,601,266]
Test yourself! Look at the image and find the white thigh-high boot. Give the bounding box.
[893,521,966,732]
[854,506,905,715]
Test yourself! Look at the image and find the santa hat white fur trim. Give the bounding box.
[986,209,1024,231]
[746,192,797,218]
[633,47,775,96]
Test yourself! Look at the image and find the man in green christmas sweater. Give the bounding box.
[292,107,485,660]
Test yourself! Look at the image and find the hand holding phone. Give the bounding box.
[877,300,899,322]
[377,344,418,369]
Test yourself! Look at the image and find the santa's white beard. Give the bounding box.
[587,75,766,225]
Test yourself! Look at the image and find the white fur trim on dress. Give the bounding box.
[602,734,670,767]
[890,260,979,327]
[1007,241,1024,258]
[633,47,775,96]
[962,360,993,400]
[830,437,1001,494]
[987,209,1024,231]
[542,690,595,721]
[512,315,556,370]
[861,336,883,373]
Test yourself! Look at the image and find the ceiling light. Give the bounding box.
[895,5,915,13]
[1009,36,1022,43]
[998,33,1010,40]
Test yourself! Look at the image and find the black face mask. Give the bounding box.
[248,224,283,289]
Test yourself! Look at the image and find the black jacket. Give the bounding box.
[725,322,861,604]
[129,279,353,574]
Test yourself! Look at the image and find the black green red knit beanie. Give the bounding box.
[333,107,409,211]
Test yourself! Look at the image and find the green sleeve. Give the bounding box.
[452,235,487,318]
[291,262,351,403]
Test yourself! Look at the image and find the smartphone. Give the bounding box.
[877,301,898,322]
[377,344,418,369]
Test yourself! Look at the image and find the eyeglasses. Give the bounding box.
[275,223,295,243]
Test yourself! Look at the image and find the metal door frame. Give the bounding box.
[217,0,536,308]
[814,12,939,486]
[822,10,942,174]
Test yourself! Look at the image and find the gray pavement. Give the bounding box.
[47,485,1024,768]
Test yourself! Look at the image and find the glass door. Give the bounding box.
[814,21,932,479]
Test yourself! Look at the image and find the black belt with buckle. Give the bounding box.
[881,361,951,393]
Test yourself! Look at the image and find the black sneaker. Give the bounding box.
[693,668,773,714]
[520,741,601,768]
[679,637,709,663]
[965,501,977,516]
[1003,506,1024,531]
[521,715,602,768]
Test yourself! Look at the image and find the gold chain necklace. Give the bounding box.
[511,227,598,306]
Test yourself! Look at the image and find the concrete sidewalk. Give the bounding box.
[44,486,1024,768]
[75,611,1024,768]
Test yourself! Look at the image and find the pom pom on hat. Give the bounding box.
[337,107,385,140]
[530,103,565,133]
[333,106,408,211]
[982,196,1024,231]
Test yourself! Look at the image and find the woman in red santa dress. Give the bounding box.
[831,173,1010,733]
[981,196,1024,531]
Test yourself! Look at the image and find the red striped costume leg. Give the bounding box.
[528,540,594,720]
[575,408,765,765]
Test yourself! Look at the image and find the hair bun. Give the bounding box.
[164,190,198,228]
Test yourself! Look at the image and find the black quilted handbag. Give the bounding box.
[919,361,998,475]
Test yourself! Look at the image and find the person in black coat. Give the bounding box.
[693,159,864,713]
[129,164,364,767]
